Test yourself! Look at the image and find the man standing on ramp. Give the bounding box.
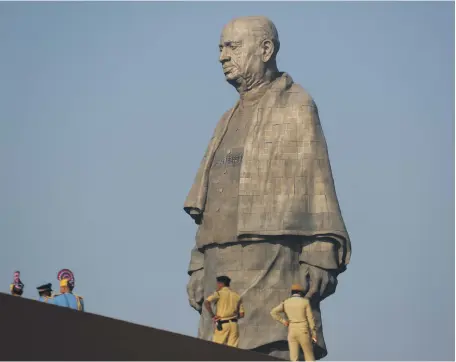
[204,276,244,347]
[270,284,317,361]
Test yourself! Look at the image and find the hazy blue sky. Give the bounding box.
[0,2,454,360]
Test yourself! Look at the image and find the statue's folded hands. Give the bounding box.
[300,262,338,302]
[299,238,345,301]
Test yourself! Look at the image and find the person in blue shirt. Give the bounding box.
[53,278,84,311]
[36,283,54,304]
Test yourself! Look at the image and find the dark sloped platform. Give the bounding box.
[0,293,278,361]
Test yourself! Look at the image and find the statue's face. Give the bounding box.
[219,20,265,86]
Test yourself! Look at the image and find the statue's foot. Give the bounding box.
[252,341,303,361]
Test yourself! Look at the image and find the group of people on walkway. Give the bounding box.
[205,275,317,361]
[9,269,84,311]
[10,268,314,360]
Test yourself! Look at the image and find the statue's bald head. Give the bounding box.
[219,16,280,92]
[222,16,280,58]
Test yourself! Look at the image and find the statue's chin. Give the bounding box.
[225,75,242,89]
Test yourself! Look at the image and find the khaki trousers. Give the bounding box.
[288,325,315,361]
[212,320,239,347]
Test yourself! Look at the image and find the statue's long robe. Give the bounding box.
[184,72,351,359]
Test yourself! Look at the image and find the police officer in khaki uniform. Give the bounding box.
[204,276,244,347]
[270,284,317,361]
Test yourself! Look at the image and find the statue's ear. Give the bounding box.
[261,39,275,63]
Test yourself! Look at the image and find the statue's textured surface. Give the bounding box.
[184,16,351,360]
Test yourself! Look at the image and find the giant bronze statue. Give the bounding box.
[184,16,351,360]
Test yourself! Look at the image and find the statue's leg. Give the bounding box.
[309,301,327,360]
[199,241,302,355]
[196,240,329,360]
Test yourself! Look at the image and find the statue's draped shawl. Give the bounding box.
[184,73,351,267]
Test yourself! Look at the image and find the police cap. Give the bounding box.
[291,284,305,292]
[37,283,53,293]
[216,275,231,286]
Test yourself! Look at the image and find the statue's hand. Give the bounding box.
[187,268,204,313]
[300,263,338,301]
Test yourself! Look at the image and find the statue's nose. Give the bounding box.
[219,48,230,63]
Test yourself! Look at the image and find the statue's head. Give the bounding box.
[219,16,280,92]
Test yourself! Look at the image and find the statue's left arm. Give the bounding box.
[299,238,341,301]
[300,234,349,274]
[295,99,351,301]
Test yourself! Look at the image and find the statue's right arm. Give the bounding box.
[184,109,234,224]
[304,299,317,340]
[188,246,204,275]
[187,246,205,313]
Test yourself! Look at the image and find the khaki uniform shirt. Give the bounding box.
[206,286,245,320]
[270,295,317,338]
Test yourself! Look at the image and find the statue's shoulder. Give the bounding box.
[286,82,317,108]
[220,107,235,122]
[275,73,316,108]
[207,107,236,138]
[212,108,235,131]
